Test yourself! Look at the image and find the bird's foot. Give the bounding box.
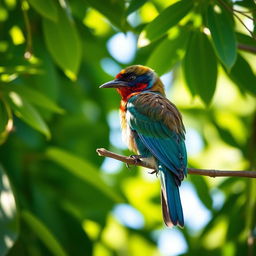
[130,154,144,164]
[148,169,159,176]
[126,155,143,169]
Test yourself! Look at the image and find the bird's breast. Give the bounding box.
[119,101,138,153]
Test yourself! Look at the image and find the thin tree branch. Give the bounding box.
[238,43,256,54]
[96,148,256,178]
[216,0,256,40]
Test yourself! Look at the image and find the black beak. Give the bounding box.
[99,79,129,88]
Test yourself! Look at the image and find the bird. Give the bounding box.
[100,65,187,227]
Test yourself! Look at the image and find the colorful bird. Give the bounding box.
[100,65,187,227]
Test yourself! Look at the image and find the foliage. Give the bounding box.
[0,0,256,255]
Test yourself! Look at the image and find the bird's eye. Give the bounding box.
[128,75,136,81]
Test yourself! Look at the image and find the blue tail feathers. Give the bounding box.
[159,164,184,227]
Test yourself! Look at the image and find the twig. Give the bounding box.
[96,148,256,178]
[238,43,256,54]
[216,0,256,40]
[233,9,254,20]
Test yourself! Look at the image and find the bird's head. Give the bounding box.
[100,65,165,100]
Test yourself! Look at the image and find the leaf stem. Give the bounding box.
[21,0,33,59]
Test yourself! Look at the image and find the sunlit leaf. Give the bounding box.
[202,217,227,249]
[0,165,18,256]
[183,31,218,104]
[189,175,213,210]
[140,0,193,43]
[147,28,190,75]
[126,0,147,15]
[84,0,126,29]
[21,210,68,256]
[0,99,12,145]
[27,0,58,22]
[7,91,50,138]
[46,147,122,203]
[43,7,82,78]
[12,85,64,114]
[227,54,256,95]
[207,5,237,69]
[213,122,241,148]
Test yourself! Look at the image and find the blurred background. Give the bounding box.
[0,0,256,255]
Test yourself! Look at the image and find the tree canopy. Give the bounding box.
[0,0,256,255]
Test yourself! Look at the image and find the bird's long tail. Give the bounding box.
[159,164,184,227]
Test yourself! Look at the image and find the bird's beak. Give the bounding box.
[99,79,129,89]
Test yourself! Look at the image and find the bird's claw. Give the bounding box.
[125,155,143,169]
[129,154,143,164]
[148,169,159,176]
[126,163,131,169]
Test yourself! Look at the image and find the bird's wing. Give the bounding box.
[127,92,187,182]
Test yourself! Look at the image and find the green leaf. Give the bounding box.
[227,54,256,95]
[140,0,193,43]
[146,28,190,75]
[234,0,256,9]
[7,91,50,138]
[183,31,218,104]
[0,100,9,133]
[0,165,18,256]
[207,5,237,69]
[43,7,82,79]
[21,211,68,256]
[213,121,241,148]
[13,85,64,114]
[27,0,58,22]
[84,0,126,29]
[46,147,122,203]
[0,99,12,145]
[190,175,213,210]
[126,0,147,15]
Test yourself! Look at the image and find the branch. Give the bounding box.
[238,43,256,54]
[96,148,256,178]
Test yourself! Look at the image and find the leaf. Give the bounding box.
[0,165,18,256]
[146,28,190,75]
[126,0,147,15]
[43,7,82,79]
[21,210,68,256]
[183,31,218,104]
[228,54,256,95]
[207,5,237,69]
[27,0,58,22]
[46,147,122,203]
[13,85,64,114]
[190,175,213,210]
[7,91,50,138]
[0,99,12,145]
[84,0,126,29]
[213,122,241,148]
[234,0,256,9]
[140,0,193,43]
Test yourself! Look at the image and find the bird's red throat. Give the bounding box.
[116,83,148,101]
